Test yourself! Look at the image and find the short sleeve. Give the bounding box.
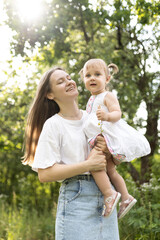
[32,119,61,172]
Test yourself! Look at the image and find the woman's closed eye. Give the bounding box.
[57,79,64,84]
[66,75,72,80]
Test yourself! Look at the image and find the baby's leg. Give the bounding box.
[107,158,137,218]
[91,157,121,217]
[91,170,116,198]
[91,136,116,198]
[107,157,129,201]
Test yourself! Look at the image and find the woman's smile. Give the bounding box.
[66,84,76,92]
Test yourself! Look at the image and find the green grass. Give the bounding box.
[0,202,56,240]
[0,175,160,240]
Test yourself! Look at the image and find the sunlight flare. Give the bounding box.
[16,0,42,22]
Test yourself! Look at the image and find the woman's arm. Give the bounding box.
[38,149,106,182]
[96,92,121,122]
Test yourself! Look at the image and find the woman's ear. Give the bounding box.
[46,92,54,100]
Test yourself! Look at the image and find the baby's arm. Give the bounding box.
[96,92,121,122]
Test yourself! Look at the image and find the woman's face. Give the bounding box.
[47,70,78,103]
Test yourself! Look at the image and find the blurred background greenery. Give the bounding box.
[0,0,160,239]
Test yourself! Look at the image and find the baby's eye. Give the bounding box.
[85,74,91,78]
[95,73,100,76]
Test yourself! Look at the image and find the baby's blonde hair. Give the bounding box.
[79,58,119,80]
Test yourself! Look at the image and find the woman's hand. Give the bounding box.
[94,135,112,161]
[86,148,107,172]
[94,135,107,152]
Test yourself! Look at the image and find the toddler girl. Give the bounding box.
[80,59,151,218]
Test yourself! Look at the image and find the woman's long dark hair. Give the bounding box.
[23,67,63,165]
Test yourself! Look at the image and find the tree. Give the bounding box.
[3,0,160,184]
[0,77,36,202]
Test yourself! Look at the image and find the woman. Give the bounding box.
[23,67,120,240]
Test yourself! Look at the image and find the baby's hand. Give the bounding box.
[96,105,109,121]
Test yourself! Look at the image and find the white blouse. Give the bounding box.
[32,111,89,172]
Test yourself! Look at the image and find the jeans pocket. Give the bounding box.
[64,180,82,203]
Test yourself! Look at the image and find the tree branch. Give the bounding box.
[116,22,123,49]
[79,4,90,44]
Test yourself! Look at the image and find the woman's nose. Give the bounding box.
[66,78,72,85]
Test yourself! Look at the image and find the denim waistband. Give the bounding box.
[63,174,93,184]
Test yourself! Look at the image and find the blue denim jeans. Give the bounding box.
[56,175,119,240]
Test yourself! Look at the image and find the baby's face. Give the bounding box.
[83,64,108,95]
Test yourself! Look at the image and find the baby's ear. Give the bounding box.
[79,68,84,80]
[106,75,111,83]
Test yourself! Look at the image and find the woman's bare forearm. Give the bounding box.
[38,161,89,182]
[38,150,106,183]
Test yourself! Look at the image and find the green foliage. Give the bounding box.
[17,173,60,211]
[0,1,160,238]
[0,174,159,240]
[0,200,56,239]
[0,80,60,207]
[135,0,160,25]
[118,176,160,240]
[117,154,160,239]
[0,81,36,203]
[5,0,159,125]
